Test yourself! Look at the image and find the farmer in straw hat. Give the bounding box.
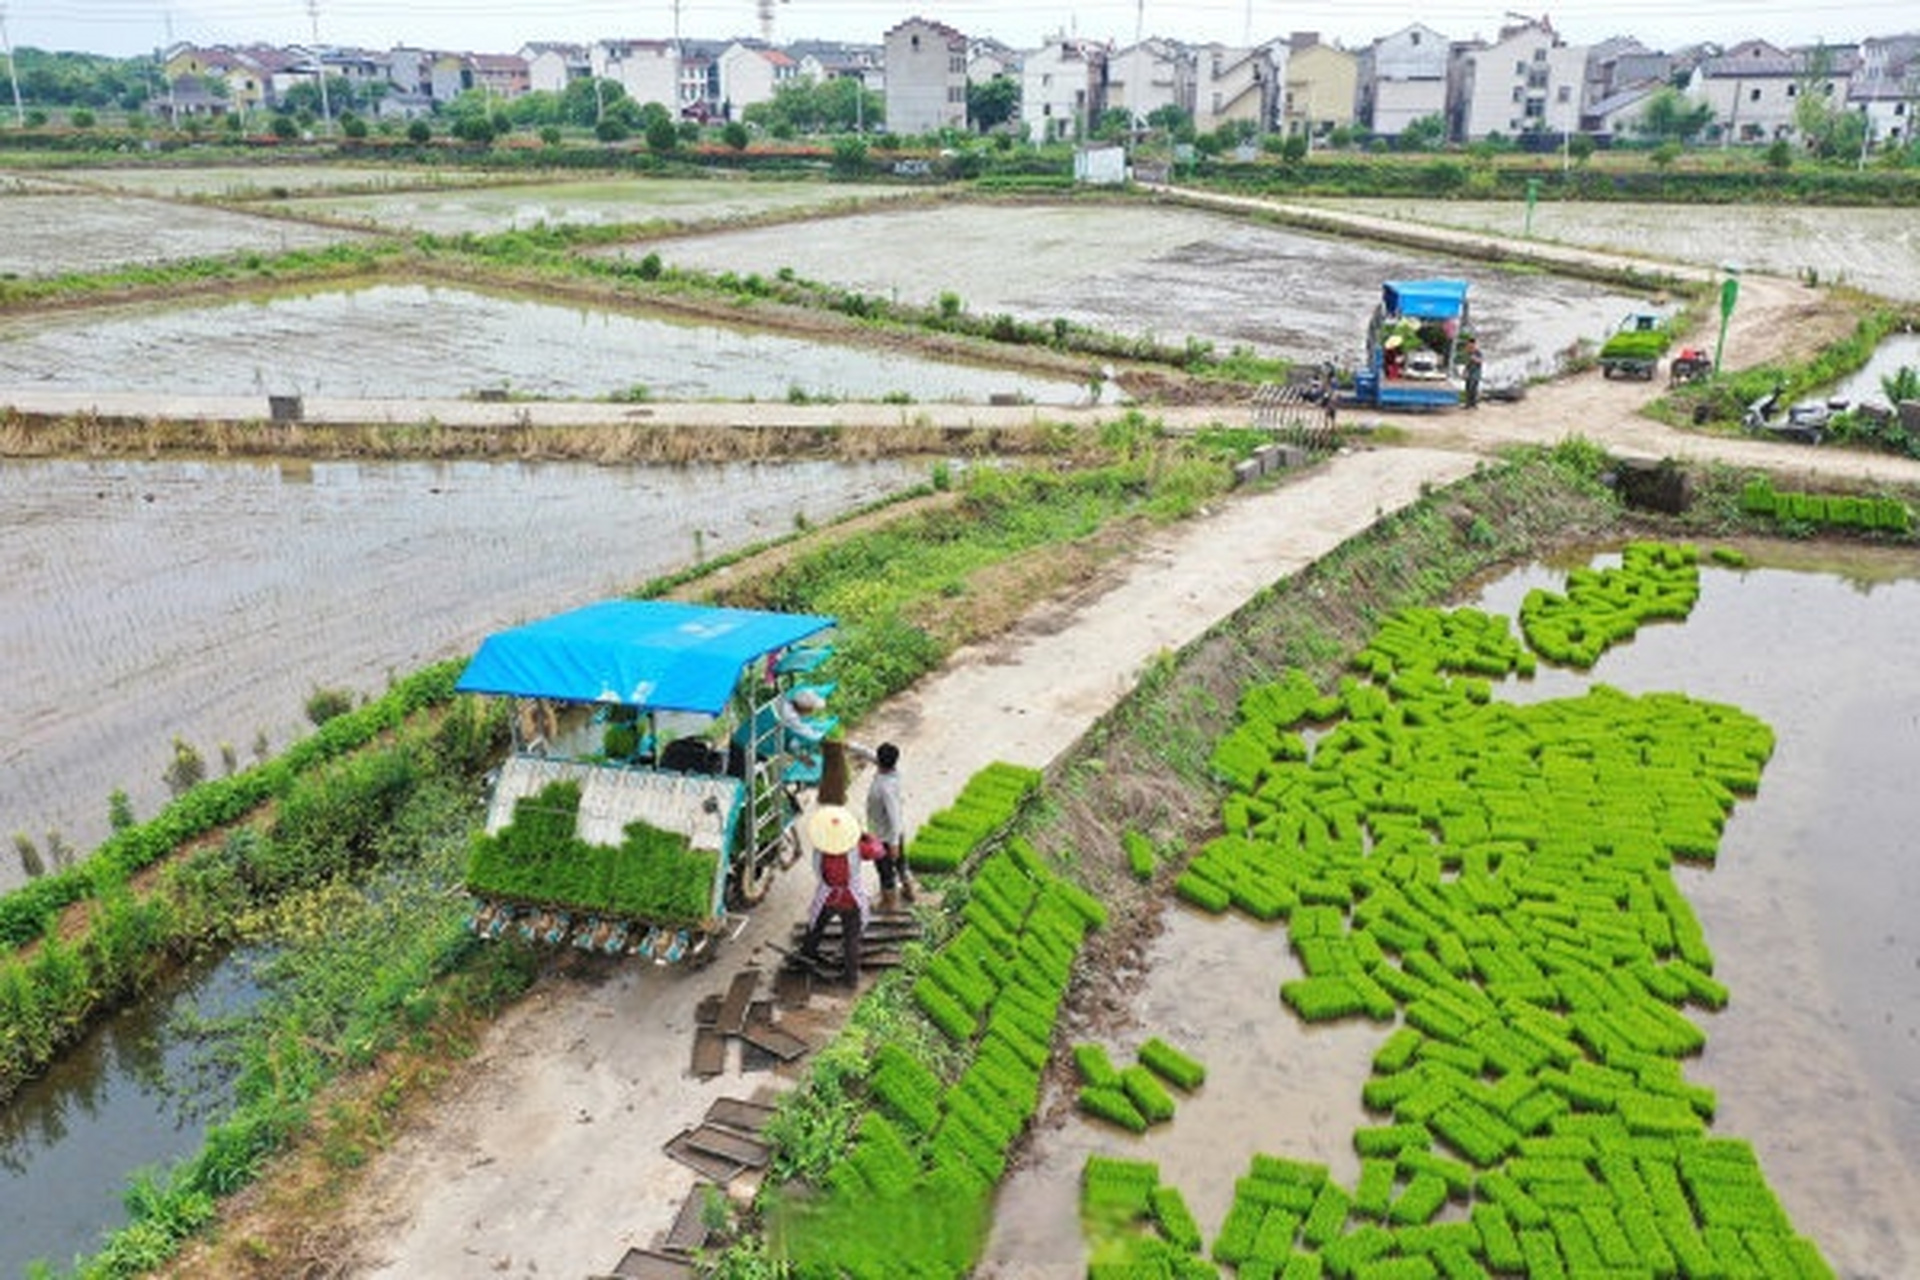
[798,804,866,986]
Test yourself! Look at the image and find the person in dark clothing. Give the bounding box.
[1463,340,1484,409]
[799,804,865,985]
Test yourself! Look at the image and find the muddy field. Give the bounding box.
[273,175,921,234]
[53,163,500,198]
[1312,197,1920,304]
[0,456,914,884]
[0,185,366,277]
[0,280,1085,404]
[631,202,1653,381]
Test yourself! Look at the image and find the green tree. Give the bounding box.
[645,111,678,153]
[450,112,495,144]
[340,112,368,139]
[406,118,432,144]
[1398,113,1446,151]
[722,119,750,150]
[1566,132,1596,165]
[830,134,869,177]
[1651,140,1682,168]
[1636,87,1713,143]
[270,113,298,140]
[1766,137,1793,169]
[967,74,1019,133]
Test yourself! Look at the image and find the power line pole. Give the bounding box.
[1,3,26,129]
[307,0,332,135]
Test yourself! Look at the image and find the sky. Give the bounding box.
[4,0,1913,62]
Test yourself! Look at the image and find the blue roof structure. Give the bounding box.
[1383,279,1470,319]
[456,600,835,716]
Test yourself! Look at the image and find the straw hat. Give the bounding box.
[790,688,824,712]
[807,804,861,855]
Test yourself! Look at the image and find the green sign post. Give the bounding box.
[1524,178,1539,238]
[1713,268,1741,374]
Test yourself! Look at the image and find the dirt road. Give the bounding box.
[155,202,1920,1278]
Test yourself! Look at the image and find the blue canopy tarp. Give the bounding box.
[456,600,835,716]
[1383,279,1470,319]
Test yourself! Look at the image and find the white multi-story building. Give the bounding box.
[1106,37,1193,128]
[1362,23,1450,136]
[1022,35,1108,143]
[592,39,680,113]
[1451,17,1586,140]
[884,18,969,136]
[1192,43,1280,135]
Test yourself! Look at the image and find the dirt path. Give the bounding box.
[159,202,1920,1279]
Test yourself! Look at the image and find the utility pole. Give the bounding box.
[1,3,26,129]
[307,0,332,135]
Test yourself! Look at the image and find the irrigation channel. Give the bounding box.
[982,546,1920,1279]
[5,545,1917,1276]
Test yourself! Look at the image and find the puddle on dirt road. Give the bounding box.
[0,455,914,882]
[625,203,1649,383]
[983,549,1920,1278]
[0,281,1084,404]
[1312,198,1920,305]
[0,186,364,277]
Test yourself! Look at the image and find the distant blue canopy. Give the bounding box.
[456,600,836,716]
[1383,279,1470,319]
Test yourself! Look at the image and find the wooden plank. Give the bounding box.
[608,1245,698,1278]
[663,1129,746,1182]
[737,1018,810,1062]
[705,1097,776,1134]
[771,966,811,1007]
[683,1122,770,1168]
[659,1184,718,1255]
[689,1026,728,1079]
[694,993,722,1027]
[715,967,760,1035]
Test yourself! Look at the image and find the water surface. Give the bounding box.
[0,455,915,879]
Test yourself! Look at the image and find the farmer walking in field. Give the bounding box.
[1463,339,1484,409]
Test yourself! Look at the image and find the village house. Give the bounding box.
[1021,35,1109,143]
[1450,16,1586,141]
[1359,24,1449,137]
[884,18,969,137]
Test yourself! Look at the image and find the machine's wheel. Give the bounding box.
[729,830,785,908]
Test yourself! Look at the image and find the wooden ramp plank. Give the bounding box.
[738,1017,810,1062]
[683,1122,770,1168]
[659,1184,717,1255]
[664,1129,746,1182]
[607,1245,698,1278]
[690,1025,728,1079]
[705,1097,776,1134]
[715,967,760,1035]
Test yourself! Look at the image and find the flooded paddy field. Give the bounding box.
[0,454,917,883]
[1312,198,1920,304]
[48,163,502,199]
[632,202,1650,381]
[985,550,1920,1279]
[276,175,919,234]
[0,184,367,277]
[0,281,1084,404]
